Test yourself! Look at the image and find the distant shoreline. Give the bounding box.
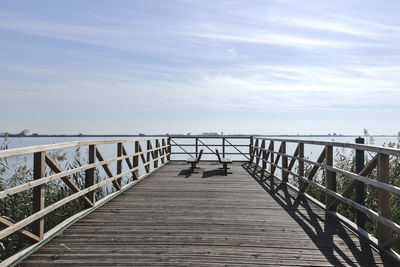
[1,134,397,138]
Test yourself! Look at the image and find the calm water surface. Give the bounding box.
[4,136,397,148]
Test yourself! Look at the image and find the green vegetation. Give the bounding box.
[288,131,400,252]
[0,138,109,261]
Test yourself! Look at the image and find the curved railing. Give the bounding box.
[0,137,170,263]
[250,137,400,254]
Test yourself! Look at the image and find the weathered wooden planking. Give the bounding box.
[19,162,395,266]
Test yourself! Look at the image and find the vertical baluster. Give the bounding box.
[33,152,45,240]
[282,141,288,182]
[298,143,304,190]
[254,139,259,169]
[167,136,171,161]
[249,136,254,163]
[158,139,164,164]
[161,139,167,164]
[195,137,198,157]
[154,139,160,168]
[326,145,336,211]
[85,145,96,207]
[146,140,151,170]
[261,140,266,180]
[377,153,391,247]
[133,141,139,180]
[270,141,274,189]
[355,137,366,229]
[222,137,226,158]
[117,143,123,188]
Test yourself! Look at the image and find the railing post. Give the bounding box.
[117,142,123,188]
[269,141,274,173]
[161,138,167,164]
[147,140,151,169]
[282,141,288,182]
[326,145,336,211]
[33,152,45,240]
[167,136,171,161]
[377,153,391,247]
[85,145,96,207]
[261,140,266,171]
[298,143,304,189]
[355,137,366,229]
[270,141,274,189]
[249,136,253,163]
[133,141,139,180]
[259,140,265,181]
[253,139,259,168]
[195,137,198,157]
[154,139,159,168]
[222,137,225,157]
[158,139,164,164]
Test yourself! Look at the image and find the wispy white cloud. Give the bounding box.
[0,13,123,46]
[323,12,400,33]
[2,62,398,114]
[282,17,376,37]
[188,32,364,48]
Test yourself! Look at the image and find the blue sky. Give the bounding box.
[0,0,399,135]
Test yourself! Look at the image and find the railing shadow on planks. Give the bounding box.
[248,136,400,260]
[1,135,400,263]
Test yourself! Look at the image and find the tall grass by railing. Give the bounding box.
[0,137,170,262]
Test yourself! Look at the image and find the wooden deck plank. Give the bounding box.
[19,162,395,266]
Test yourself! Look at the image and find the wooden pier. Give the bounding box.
[1,136,400,266]
[17,162,395,266]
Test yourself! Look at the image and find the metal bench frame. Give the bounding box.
[187,149,203,172]
[216,149,232,174]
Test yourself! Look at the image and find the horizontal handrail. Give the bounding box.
[171,144,249,147]
[0,137,164,159]
[169,135,251,139]
[252,138,400,156]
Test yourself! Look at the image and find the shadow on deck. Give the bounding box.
[242,163,395,266]
[19,162,395,266]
